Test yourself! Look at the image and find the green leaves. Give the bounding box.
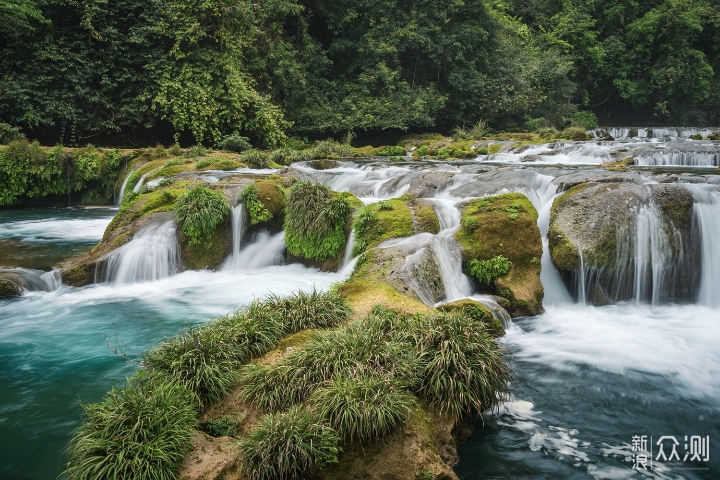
[173,186,230,245]
[468,255,512,285]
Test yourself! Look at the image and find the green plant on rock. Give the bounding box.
[196,158,215,169]
[461,216,478,232]
[163,158,183,167]
[476,147,488,155]
[243,149,270,168]
[416,145,428,156]
[351,205,379,257]
[64,373,196,480]
[378,201,394,211]
[313,140,354,159]
[239,406,340,480]
[241,183,273,225]
[173,186,230,246]
[284,181,351,261]
[437,147,450,159]
[217,134,251,153]
[170,143,182,156]
[468,255,512,284]
[183,145,210,158]
[263,288,352,331]
[153,144,170,158]
[198,413,243,438]
[378,146,405,156]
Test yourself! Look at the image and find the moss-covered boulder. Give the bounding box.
[0,277,21,297]
[548,182,699,303]
[455,193,544,317]
[437,299,505,337]
[241,176,289,232]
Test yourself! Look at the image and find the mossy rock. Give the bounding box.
[60,262,97,287]
[411,199,441,234]
[0,278,21,297]
[178,214,232,270]
[437,299,505,337]
[353,145,383,157]
[455,193,543,317]
[356,196,415,251]
[253,178,287,230]
[338,280,434,317]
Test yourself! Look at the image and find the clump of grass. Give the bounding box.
[243,149,270,168]
[64,373,196,480]
[183,145,210,158]
[170,143,182,156]
[263,288,352,331]
[153,144,169,158]
[241,183,273,225]
[311,375,415,443]
[157,178,173,188]
[163,158,183,167]
[437,147,451,159]
[378,146,405,156]
[477,146,489,155]
[468,255,512,284]
[217,134,251,153]
[238,406,340,480]
[313,140,354,159]
[350,204,379,257]
[461,216,478,232]
[199,413,243,438]
[196,158,215,169]
[173,186,230,245]
[284,181,351,261]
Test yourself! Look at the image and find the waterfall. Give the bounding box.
[116,167,137,207]
[132,167,163,193]
[430,199,475,302]
[225,204,247,271]
[222,231,286,271]
[341,228,356,268]
[633,203,677,305]
[0,268,62,293]
[104,221,181,284]
[687,186,720,307]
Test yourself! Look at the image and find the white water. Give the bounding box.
[132,167,163,193]
[0,268,62,292]
[687,185,720,307]
[430,199,475,302]
[223,231,286,271]
[116,166,138,206]
[0,217,111,242]
[104,221,181,284]
[341,228,356,268]
[633,202,676,305]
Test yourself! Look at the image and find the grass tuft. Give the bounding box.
[173,186,230,245]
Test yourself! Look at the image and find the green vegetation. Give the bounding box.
[195,158,214,169]
[468,256,512,284]
[0,123,25,143]
[0,140,124,206]
[198,414,243,438]
[351,197,414,257]
[241,183,273,225]
[182,146,209,159]
[238,406,341,480]
[217,135,251,153]
[173,186,230,246]
[243,150,270,168]
[284,181,351,262]
[378,146,405,156]
[64,373,196,480]
[163,158,183,167]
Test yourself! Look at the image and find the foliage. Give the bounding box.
[262,288,352,331]
[312,140,354,159]
[195,158,214,169]
[378,146,405,156]
[64,373,196,480]
[217,134,251,153]
[163,159,183,167]
[468,256,512,284]
[238,406,340,480]
[570,111,598,129]
[311,375,415,443]
[350,205,378,258]
[198,414,243,438]
[153,144,169,158]
[461,216,478,233]
[173,186,230,245]
[0,123,25,143]
[241,183,273,225]
[284,181,351,261]
[183,146,209,159]
[243,150,270,168]
[170,144,182,156]
[437,148,450,159]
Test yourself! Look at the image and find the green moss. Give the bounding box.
[351,197,414,257]
[60,263,96,287]
[488,144,502,155]
[0,278,19,297]
[414,202,440,234]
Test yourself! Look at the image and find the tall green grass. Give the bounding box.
[238,406,340,480]
[173,186,230,245]
[65,373,196,480]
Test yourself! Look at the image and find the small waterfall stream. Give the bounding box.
[688,185,720,307]
[104,221,181,284]
[430,199,474,302]
[116,166,139,207]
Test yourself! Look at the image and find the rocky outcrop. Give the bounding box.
[548,182,700,303]
[455,193,544,317]
[0,277,21,297]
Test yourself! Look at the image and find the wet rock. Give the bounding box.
[0,277,21,298]
[404,171,458,198]
[708,132,720,141]
[455,193,544,317]
[552,170,645,191]
[305,159,340,170]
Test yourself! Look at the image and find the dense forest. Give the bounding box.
[1,0,718,147]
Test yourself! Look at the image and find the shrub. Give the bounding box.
[476,146,488,155]
[183,145,210,158]
[410,312,512,419]
[164,158,183,167]
[173,186,230,245]
[157,178,173,188]
[461,216,478,232]
[269,149,286,165]
[351,205,379,257]
[378,146,405,156]
[244,149,270,168]
[525,117,547,132]
[284,181,351,261]
[437,147,450,159]
[64,373,196,480]
[570,111,598,129]
[196,158,215,169]
[215,159,238,170]
[378,201,394,211]
[241,183,273,225]
[0,123,26,144]
[288,149,315,163]
[311,375,415,442]
[217,134,251,153]
[239,406,340,480]
[559,127,589,141]
[170,143,182,156]
[153,144,169,158]
[537,127,558,139]
[468,255,512,284]
[313,140,354,158]
[198,413,243,438]
[416,145,428,156]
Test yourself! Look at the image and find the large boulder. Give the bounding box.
[548,182,700,304]
[455,193,544,317]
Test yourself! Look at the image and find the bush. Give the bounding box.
[239,406,340,480]
[164,158,183,167]
[241,183,273,225]
[243,149,270,168]
[284,181,351,261]
[461,216,478,232]
[476,146,488,155]
[0,123,26,144]
[525,117,547,132]
[311,375,415,442]
[537,127,558,139]
[351,205,379,257]
[468,255,512,284]
[173,186,230,245]
[378,146,405,156]
[313,140,354,158]
[570,111,598,129]
[215,159,238,170]
[170,143,182,156]
[410,312,511,418]
[559,127,589,141]
[153,144,169,158]
[416,145,428,156]
[183,145,210,158]
[217,134,251,153]
[437,147,450,159]
[64,373,196,480]
[196,158,215,169]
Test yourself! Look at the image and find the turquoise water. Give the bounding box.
[0,209,348,479]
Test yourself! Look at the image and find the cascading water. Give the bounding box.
[222,204,247,271]
[132,167,163,193]
[104,221,181,284]
[0,268,62,292]
[430,199,475,302]
[116,167,138,207]
[341,228,356,268]
[222,231,286,271]
[687,185,720,307]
